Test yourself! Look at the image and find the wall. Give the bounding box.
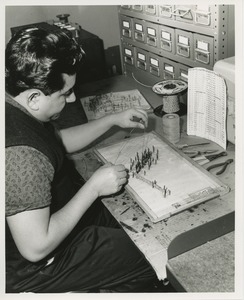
[5,5,121,49]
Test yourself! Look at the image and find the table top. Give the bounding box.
[71,74,235,292]
[167,231,235,292]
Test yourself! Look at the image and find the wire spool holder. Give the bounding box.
[152,80,188,117]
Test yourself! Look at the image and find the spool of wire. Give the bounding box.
[162,95,180,113]
[152,80,188,117]
[162,113,180,144]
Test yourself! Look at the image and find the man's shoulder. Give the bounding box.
[6,145,54,170]
[5,145,53,216]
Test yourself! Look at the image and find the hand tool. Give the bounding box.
[120,207,130,215]
[183,149,218,158]
[193,151,228,165]
[120,221,138,233]
[204,151,228,161]
[177,142,210,150]
[206,158,234,175]
[132,116,145,124]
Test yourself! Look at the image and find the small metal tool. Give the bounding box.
[132,116,145,125]
[204,151,228,161]
[120,221,138,233]
[177,142,210,150]
[120,207,130,215]
[206,158,233,175]
[193,151,228,166]
[183,149,218,158]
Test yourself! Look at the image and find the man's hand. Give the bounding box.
[60,108,148,154]
[113,108,148,129]
[88,163,129,197]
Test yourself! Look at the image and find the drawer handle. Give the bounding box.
[171,8,191,17]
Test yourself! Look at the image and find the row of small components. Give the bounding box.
[129,147,159,174]
[132,172,171,198]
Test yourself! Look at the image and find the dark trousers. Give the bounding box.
[13,199,157,293]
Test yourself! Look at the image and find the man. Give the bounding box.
[5,27,157,293]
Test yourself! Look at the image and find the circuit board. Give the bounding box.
[94,132,230,223]
[80,89,152,121]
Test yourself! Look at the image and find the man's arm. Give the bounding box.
[7,162,128,262]
[59,108,148,153]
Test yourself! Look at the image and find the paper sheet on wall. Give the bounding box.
[187,68,227,149]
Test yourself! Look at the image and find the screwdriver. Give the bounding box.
[177,142,210,150]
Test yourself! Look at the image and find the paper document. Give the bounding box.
[187,68,227,149]
[80,89,152,121]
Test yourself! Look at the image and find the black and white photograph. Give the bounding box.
[2,1,243,299]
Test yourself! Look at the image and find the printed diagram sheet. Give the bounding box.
[187,68,227,149]
[80,89,152,121]
[95,132,229,222]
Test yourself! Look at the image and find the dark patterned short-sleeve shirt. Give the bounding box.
[5,145,54,216]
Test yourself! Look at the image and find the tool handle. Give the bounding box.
[177,142,210,150]
[216,164,228,175]
[206,159,233,175]
[216,159,233,175]
[182,150,199,158]
[206,151,227,161]
[206,162,224,172]
[206,162,226,175]
[177,144,189,150]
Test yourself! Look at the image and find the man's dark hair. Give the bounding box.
[5,27,83,97]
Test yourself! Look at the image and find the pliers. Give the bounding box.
[206,158,233,175]
[183,149,218,158]
[204,151,228,161]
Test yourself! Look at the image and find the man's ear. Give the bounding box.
[27,91,41,111]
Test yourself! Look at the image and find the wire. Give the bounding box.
[113,71,154,163]
[131,72,154,88]
[114,127,136,164]
[141,128,148,153]
[114,127,150,165]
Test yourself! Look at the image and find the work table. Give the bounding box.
[70,74,235,292]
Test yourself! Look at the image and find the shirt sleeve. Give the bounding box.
[5,146,55,216]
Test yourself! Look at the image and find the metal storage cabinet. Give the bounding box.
[118,4,235,84]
